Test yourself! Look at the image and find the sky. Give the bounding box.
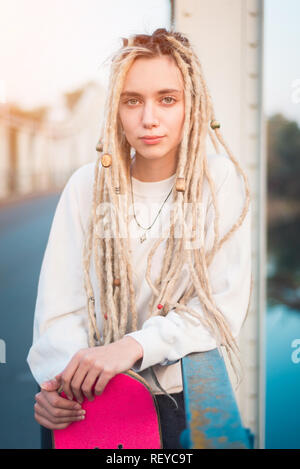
[0,0,171,108]
[264,0,300,125]
[0,0,299,125]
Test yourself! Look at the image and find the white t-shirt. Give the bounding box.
[27,153,252,394]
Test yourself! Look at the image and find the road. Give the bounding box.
[0,192,60,449]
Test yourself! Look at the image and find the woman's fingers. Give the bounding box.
[60,350,87,401]
[35,411,70,430]
[60,357,81,400]
[42,400,86,419]
[44,390,82,411]
[36,390,82,416]
[58,343,132,404]
[34,391,86,428]
[35,403,85,425]
[41,377,61,392]
[69,363,92,404]
[80,367,103,401]
[94,367,115,396]
[63,351,97,403]
[34,405,83,430]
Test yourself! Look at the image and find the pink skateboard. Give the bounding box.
[52,370,162,449]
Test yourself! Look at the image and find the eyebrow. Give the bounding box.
[120,89,182,98]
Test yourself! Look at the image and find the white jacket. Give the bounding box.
[27,153,252,394]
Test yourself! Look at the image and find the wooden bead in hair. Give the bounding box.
[113,278,121,286]
[96,140,103,152]
[210,120,221,130]
[176,177,185,192]
[101,153,112,168]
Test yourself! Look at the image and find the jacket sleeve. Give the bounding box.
[26,169,90,385]
[126,159,252,372]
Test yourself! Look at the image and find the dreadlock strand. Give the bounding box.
[83,154,103,346]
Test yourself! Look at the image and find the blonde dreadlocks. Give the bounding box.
[82,28,253,389]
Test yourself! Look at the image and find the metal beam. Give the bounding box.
[180,349,254,449]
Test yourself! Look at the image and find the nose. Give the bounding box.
[142,100,159,128]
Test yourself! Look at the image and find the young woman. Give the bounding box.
[27,28,252,449]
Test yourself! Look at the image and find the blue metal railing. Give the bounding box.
[180,348,254,449]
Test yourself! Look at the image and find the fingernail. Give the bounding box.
[41,383,51,389]
[42,379,57,388]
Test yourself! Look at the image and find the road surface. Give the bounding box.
[0,192,60,449]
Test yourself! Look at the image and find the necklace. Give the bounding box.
[130,167,175,243]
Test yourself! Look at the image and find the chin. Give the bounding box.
[135,145,171,160]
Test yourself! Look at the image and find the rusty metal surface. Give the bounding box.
[180,349,253,449]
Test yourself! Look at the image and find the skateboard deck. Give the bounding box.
[52,370,162,449]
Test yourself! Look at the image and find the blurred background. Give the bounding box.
[0,0,299,449]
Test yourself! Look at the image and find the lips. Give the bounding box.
[140,136,165,144]
[140,135,164,139]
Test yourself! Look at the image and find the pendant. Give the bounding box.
[140,232,147,243]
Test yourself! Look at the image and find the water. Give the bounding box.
[265,304,300,449]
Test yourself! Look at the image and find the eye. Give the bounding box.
[126,98,139,106]
[162,96,176,105]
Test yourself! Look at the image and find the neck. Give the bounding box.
[131,151,178,182]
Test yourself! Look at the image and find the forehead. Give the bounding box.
[121,55,184,95]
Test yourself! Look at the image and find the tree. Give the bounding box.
[266,113,300,309]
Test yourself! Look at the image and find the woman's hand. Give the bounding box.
[34,379,85,430]
[41,336,143,404]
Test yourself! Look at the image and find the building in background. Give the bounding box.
[0,81,105,201]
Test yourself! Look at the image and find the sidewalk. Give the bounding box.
[0,188,62,210]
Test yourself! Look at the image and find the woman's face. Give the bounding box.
[118,54,185,163]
